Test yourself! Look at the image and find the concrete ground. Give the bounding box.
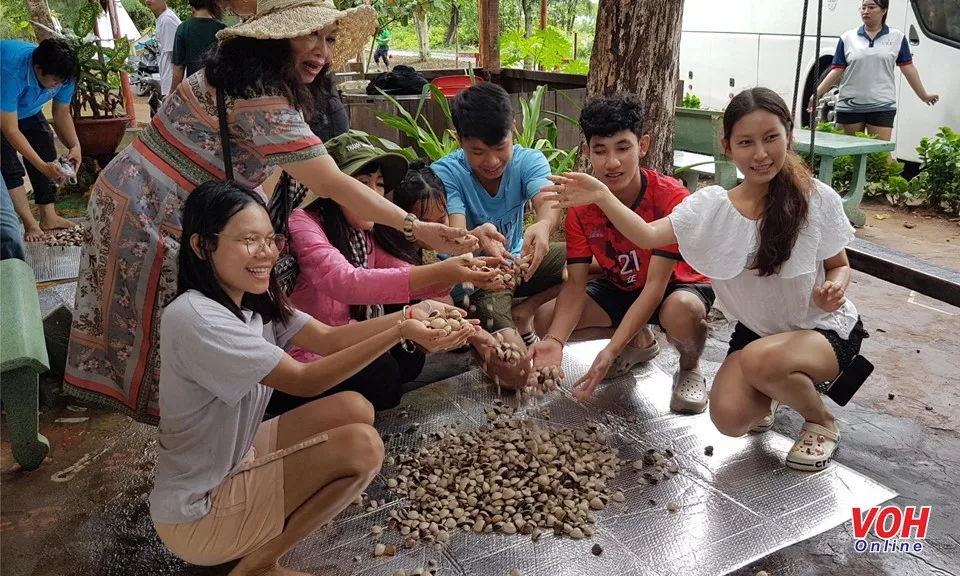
[2,271,959,575]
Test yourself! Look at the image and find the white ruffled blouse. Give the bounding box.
[668,180,859,339]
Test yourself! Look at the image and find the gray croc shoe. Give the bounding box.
[670,370,708,414]
[751,399,781,433]
[605,342,661,380]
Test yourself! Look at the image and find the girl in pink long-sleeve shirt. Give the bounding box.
[270,156,501,414]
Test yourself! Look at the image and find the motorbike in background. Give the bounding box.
[130,36,162,117]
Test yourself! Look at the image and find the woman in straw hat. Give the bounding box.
[63,0,478,424]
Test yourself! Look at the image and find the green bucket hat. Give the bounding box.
[325,132,410,194]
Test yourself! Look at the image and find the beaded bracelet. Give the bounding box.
[398,314,417,353]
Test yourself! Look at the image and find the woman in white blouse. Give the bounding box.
[543,87,868,472]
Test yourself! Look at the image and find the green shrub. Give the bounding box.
[681,93,701,109]
[914,126,960,213]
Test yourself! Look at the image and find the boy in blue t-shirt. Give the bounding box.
[432,83,565,387]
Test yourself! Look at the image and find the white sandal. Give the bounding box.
[669,370,708,414]
[786,422,840,471]
[751,400,781,433]
[605,342,660,380]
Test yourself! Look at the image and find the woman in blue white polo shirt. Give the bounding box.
[809,0,940,141]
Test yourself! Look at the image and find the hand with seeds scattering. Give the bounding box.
[402,316,477,352]
[435,255,505,290]
[471,223,511,266]
[525,338,563,373]
[519,220,550,282]
[412,220,479,255]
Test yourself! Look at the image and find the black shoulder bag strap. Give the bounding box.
[216,86,233,180]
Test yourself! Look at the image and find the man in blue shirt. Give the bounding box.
[1,38,81,241]
[432,82,565,388]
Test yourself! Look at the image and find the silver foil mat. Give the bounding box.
[24,243,81,283]
[283,339,896,576]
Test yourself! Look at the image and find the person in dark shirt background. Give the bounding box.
[170,0,226,91]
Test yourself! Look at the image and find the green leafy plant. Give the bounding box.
[0,1,36,40]
[373,84,460,161]
[814,123,903,196]
[681,93,702,109]
[561,59,589,75]
[914,126,960,213]
[501,26,572,71]
[515,85,579,175]
[65,1,132,119]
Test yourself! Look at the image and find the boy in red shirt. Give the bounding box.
[528,95,714,413]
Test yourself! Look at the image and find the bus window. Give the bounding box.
[913,0,960,45]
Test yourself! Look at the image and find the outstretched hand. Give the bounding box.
[540,173,613,210]
[571,347,615,402]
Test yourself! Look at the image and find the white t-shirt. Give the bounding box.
[668,179,859,339]
[155,8,181,95]
[149,290,310,524]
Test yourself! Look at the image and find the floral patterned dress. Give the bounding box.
[64,71,326,424]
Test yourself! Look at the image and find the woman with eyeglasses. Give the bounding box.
[809,0,939,141]
[151,180,474,574]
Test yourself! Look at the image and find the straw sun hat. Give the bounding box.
[217,0,378,69]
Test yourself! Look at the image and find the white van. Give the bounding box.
[679,0,959,163]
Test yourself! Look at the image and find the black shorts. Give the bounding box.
[835,109,896,128]
[727,318,869,373]
[0,112,58,205]
[585,278,715,329]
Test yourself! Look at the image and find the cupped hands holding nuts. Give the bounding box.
[402,301,480,352]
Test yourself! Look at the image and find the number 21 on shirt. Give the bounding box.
[617,250,641,285]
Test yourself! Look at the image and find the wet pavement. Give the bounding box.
[2,271,959,576]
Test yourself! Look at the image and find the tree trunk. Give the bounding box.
[566,0,578,33]
[478,0,500,74]
[520,0,534,36]
[444,3,460,46]
[26,0,57,42]
[586,0,684,173]
[414,6,431,60]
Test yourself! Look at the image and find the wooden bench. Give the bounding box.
[673,107,739,193]
[792,129,895,227]
[0,258,51,470]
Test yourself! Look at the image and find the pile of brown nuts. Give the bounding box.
[527,365,562,395]
[42,225,84,247]
[383,402,623,547]
[491,331,524,366]
[419,309,471,334]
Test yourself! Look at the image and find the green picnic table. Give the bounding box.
[792,129,895,227]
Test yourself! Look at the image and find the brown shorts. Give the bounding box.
[154,417,329,566]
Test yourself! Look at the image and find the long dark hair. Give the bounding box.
[372,159,448,266]
[723,87,811,277]
[178,180,294,323]
[204,37,316,121]
[303,163,380,321]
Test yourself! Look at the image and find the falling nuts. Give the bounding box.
[374,543,386,556]
[756,572,769,576]
[371,525,383,536]
[591,543,603,556]
[704,445,714,457]
[667,501,679,513]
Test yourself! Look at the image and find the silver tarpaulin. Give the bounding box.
[283,339,896,576]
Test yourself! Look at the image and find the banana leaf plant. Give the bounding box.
[66,0,132,119]
[515,84,579,175]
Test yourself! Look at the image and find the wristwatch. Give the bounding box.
[403,213,418,242]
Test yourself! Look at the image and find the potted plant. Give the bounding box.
[65,0,131,157]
